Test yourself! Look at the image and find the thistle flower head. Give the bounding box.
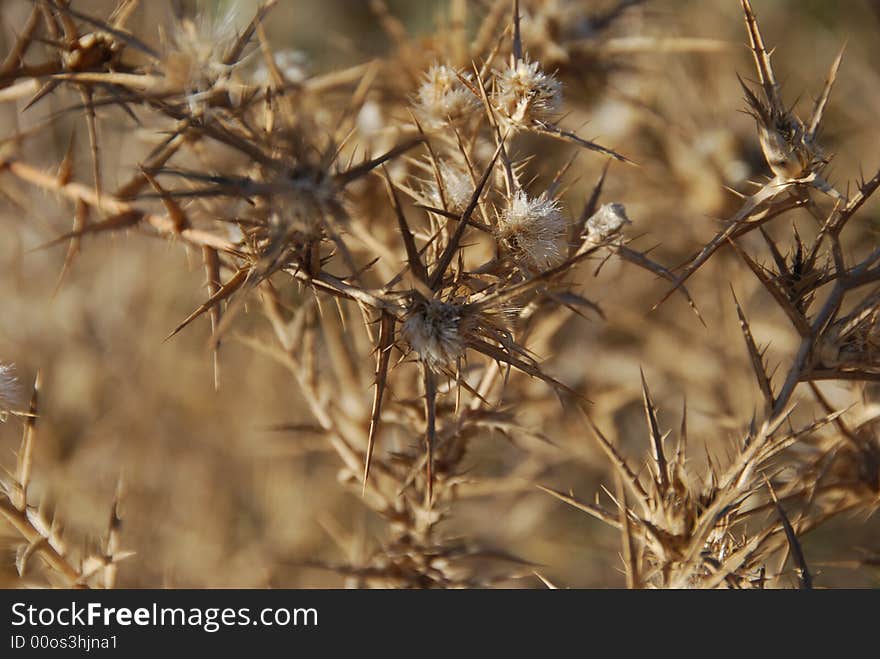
[496,190,567,269]
[0,363,20,420]
[402,299,468,369]
[737,2,841,183]
[745,94,824,180]
[162,6,243,110]
[424,161,474,214]
[493,58,563,131]
[413,65,480,129]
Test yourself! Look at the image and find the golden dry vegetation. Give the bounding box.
[1,0,879,588]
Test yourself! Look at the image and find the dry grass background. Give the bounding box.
[1,0,879,588]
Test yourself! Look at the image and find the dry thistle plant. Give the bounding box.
[540,0,880,588]
[0,370,129,588]
[1,0,879,589]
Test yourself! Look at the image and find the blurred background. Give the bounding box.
[1,0,879,587]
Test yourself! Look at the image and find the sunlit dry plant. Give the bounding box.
[737,0,842,190]
[660,0,848,303]
[1,0,879,591]
[0,372,130,588]
[537,0,880,589]
[541,372,843,588]
[492,56,562,132]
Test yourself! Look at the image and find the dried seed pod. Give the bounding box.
[738,0,843,187]
[815,299,880,373]
[741,82,825,180]
[585,202,631,244]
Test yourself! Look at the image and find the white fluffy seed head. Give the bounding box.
[414,65,480,129]
[493,58,563,131]
[425,161,474,214]
[163,8,241,106]
[585,203,631,244]
[497,190,568,269]
[402,299,466,369]
[0,363,21,420]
